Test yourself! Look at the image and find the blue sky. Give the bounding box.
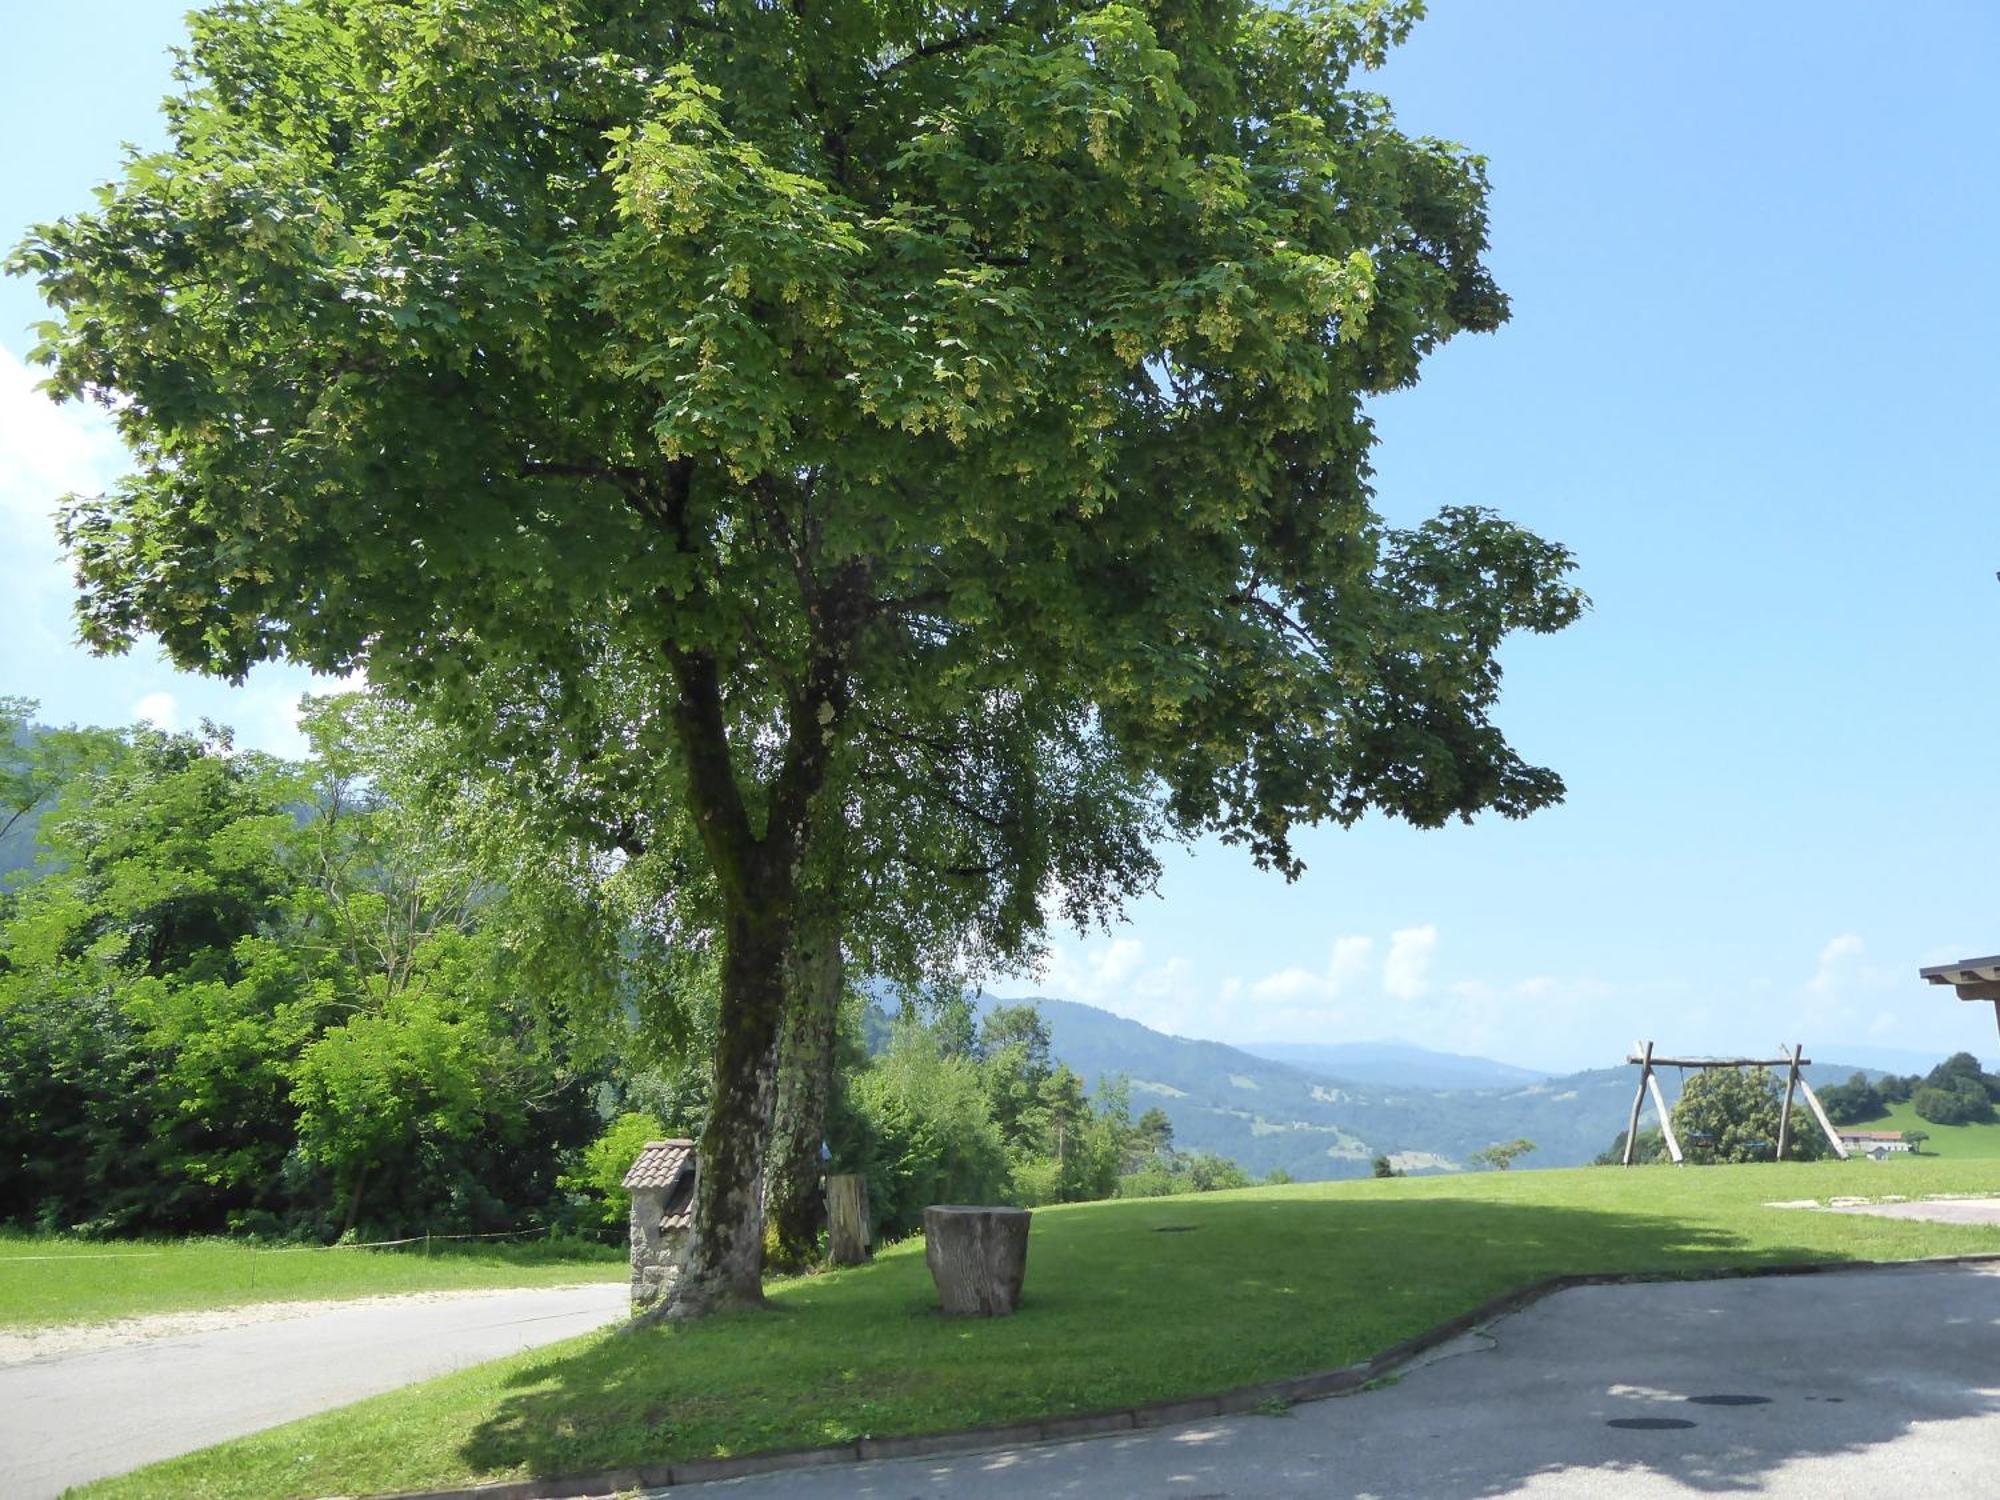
[3,3,1995,1072]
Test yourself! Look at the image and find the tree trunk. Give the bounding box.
[827,1174,871,1266]
[643,551,862,1320]
[764,906,844,1271]
[924,1205,1031,1316]
[339,1162,368,1239]
[653,909,792,1320]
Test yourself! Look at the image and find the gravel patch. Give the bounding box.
[0,1282,613,1366]
[1764,1195,2000,1227]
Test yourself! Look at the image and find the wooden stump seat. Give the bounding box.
[923,1205,1031,1316]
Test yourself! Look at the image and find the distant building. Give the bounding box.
[1836,1129,1912,1159]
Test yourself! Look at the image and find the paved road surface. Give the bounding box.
[1,1281,627,1498]
[686,1264,2000,1499]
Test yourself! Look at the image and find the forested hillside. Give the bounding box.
[1241,1039,1545,1091]
[1004,997,1890,1178]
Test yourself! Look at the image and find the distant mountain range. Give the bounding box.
[1238,1040,1547,1091]
[984,996,1898,1181]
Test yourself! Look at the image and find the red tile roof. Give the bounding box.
[623,1139,696,1191]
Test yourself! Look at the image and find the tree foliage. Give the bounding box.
[13,0,1584,1310]
[1594,1127,1667,1166]
[1912,1083,1992,1127]
[1910,1053,1999,1126]
[1670,1069,1825,1165]
[0,703,609,1239]
[1817,1071,1883,1126]
[833,1000,1253,1229]
[1468,1138,1536,1171]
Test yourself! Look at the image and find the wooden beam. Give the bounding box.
[1954,982,2000,1001]
[1775,1043,1799,1162]
[1626,1054,1808,1070]
[1796,1074,1850,1160]
[1623,1041,1651,1167]
[1646,1065,1684,1165]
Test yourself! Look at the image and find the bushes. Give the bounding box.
[561,1113,668,1239]
[1594,1126,1669,1166]
[0,713,611,1243]
[1912,1083,1992,1126]
[1818,1072,1884,1125]
[836,1004,1259,1232]
[1911,1053,1998,1125]
[1114,1151,1251,1199]
[837,1024,1012,1239]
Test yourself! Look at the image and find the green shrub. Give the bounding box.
[1913,1082,1992,1126]
[837,1024,1011,1238]
[559,1113,666,1239]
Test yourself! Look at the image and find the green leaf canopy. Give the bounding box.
[13,0,1586,1310]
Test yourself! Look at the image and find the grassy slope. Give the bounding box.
[0,1235,622,1330]
[91,1158,2000,1500]
[1848,1101,2000,1158]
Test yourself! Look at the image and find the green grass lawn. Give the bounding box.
[86,1157,2000,1500]
[1847,1101,2000,1158]
[0,1234,623,1330]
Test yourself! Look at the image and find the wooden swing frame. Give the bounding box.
[1620,1041,1848,1166]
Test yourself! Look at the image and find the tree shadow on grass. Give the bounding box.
[455,1193,1995,1493]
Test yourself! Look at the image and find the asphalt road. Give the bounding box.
[0,1281,627,1499]
[686,1263,2000,1499]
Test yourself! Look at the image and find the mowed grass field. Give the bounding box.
[89,1157,2000,1500]
[1851,1101,2000,1158]
[0,1234,623,1330]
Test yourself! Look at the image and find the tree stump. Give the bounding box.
[827,1173,871,1266]
[923,1205,1031,1316]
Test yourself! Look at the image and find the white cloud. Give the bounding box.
[997,934,1208,1037]
[0,347,115,511]
[1,347,125,657]
[1016,918,1637,1071]
[1807,933,1866,997]
[131,691,178,729]
[1383,924,1438,1000]
[1249,935,1374,1004]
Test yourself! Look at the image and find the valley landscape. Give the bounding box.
[994,997,1918,1180]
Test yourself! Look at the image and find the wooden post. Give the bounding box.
[1776,1044,1800,1161]
[923,1205,1031,1316]
[1623,1041,1652,1166]
[827,1173,871,1267]
[1646,1064,1684,1164]
[1796,1075,1851,1159]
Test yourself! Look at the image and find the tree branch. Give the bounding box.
[519,460,649,487]
[873,4,1025,80]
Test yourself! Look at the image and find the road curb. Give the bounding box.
[381,1251,2000,1499]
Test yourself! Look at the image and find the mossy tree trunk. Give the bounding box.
[765,902,844,1272]
[645,532,864,1321]
[663,904,793,1317]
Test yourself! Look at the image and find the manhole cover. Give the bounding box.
[1606,1417,1698,1431]
[1152,1225,1198,1233]
[1688,1394,1771,1407]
